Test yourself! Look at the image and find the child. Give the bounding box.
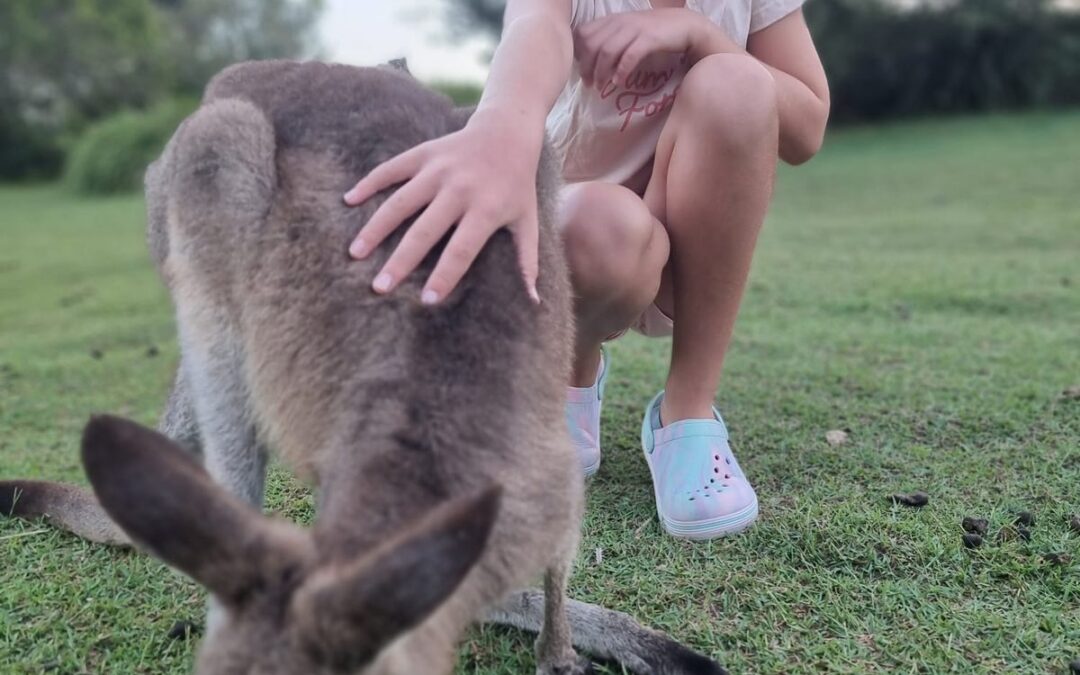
[344,0,830,540]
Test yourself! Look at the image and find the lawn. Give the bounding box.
[1,111,1079,674]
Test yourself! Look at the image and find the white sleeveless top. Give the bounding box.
[546,0,805,184]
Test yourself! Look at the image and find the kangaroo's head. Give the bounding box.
[81,415,500,674]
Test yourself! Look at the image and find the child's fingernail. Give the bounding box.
[528,285,541,304]
[343,191,356,204]
[373,272,393,293]
[421,289,440,305]
[349,238,368,258]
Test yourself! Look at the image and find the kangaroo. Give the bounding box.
[1,61,726,675]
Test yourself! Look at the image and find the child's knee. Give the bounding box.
[679,54,778,152]
[560,183,661,294]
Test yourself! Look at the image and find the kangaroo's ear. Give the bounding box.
[384,57,410,74]
[81,415,306,604]
[292,486,501,668]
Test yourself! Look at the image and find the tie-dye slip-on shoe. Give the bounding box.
[565,348,608,478]
[641,391,758,539]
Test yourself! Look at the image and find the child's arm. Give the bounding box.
[575,7,829,166]
[744,11,830,165]
[685,8,830,164]
[344,0,574,305]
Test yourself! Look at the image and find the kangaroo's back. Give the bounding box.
[149,60,582,585]
[149,62,573,488]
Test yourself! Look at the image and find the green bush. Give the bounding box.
[430,81,484,106]
[0,111,65,180]
[65,99,197,195]
[807,0,1080,122]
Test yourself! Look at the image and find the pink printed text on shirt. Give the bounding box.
[599,55,687,132]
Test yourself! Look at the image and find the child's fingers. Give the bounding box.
[422,212,492,305]
[593,30,635,90]
[613,37,649,86]
[343,144,424,205]
[371,190,464,295]
[513,211,541,304]
[350,171,438,259]
[574,36,601,87]
[575,18,621,86]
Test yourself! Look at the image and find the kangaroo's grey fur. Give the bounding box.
[1,61,726,675]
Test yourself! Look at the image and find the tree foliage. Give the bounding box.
[0,0,172,120]
[156,0,325,93]
[65,98,198,194]
[0,0,323,179]
[808,0,1080,122]
[444,0,504,37]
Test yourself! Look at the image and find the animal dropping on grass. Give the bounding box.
[167,620,201,641]
[1042,552,1071,566]
[1014,511,1036,527]
[961,517,988,535]
[888,491,929,508]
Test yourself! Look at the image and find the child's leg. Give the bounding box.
[643,54,779,422]
[559,182,669,387]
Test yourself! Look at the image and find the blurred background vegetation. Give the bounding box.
[2,0,1079,192]
[0,0,323,186]
[447,0,1080,121]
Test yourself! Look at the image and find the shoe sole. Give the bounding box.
[582,456,601,479]
[657,498,758,540]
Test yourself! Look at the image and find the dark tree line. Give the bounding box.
[443,0,1080,122]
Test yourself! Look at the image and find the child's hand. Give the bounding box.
[575,8,736,89]
[344,110,543,305]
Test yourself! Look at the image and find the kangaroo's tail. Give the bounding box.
[489,590,728,675]
[0,480,130,546]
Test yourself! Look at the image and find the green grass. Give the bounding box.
[2,111,1079,674]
